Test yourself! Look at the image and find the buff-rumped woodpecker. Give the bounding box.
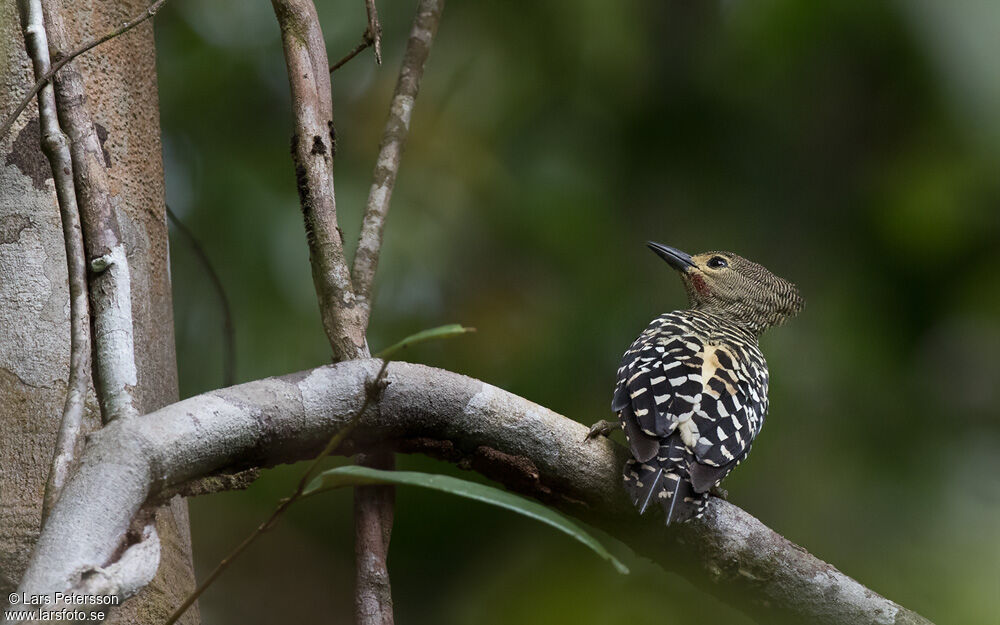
[589,242,803,524]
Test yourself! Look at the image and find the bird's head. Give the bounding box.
[647,241,803,335]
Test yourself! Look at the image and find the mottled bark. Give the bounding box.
[0,1,197,622]
[349,3,443,621]
[41,0,139,424]
[353,450,394,625]
[352,0,444,330]
[10,360,932,625]
[271,0,367,361]
[15,0,91,522]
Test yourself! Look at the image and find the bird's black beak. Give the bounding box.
[647,242,695,272]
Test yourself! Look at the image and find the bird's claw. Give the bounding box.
[709,485,729,500]
[584,419,621,442]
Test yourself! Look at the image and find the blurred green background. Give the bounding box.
[154,0,1000,623]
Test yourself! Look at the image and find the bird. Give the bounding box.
[588,242,803,524]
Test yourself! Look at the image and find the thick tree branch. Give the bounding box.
[7,361,932,625]
[41,0,140,424]
[271,0,367,361]
[16,0,92,521]
[352,0,445,330]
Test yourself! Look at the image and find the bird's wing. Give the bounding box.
[686,344,768,491]
[613,319,705,462]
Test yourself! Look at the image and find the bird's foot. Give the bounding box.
[709,485,729,500]
[584,419,621,442]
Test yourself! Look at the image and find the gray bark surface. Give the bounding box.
[13,360,932,625]
[0,1,198,622]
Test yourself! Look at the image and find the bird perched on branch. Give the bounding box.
[588,242,802,524]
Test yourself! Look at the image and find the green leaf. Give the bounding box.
[375,324,475,359]
[304,465,629,575]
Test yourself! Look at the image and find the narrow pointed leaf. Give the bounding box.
[304,465,629,574]
[375,324,475,359]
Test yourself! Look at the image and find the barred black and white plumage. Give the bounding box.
[600,243,803,524]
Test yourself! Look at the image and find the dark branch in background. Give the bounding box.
[165,206,236,387]
[0,0,170,142]
[352,0,445,331]
[16,0,93,523]
[41,0,141,424]
[9,361,935,625]
[364,0,383,65]
[271,0,368,361]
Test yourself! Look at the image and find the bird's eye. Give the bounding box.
[707,256,728,269]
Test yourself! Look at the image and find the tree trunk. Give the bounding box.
[0,1,198,622]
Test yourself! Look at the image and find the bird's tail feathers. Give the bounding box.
[623,440,709,524]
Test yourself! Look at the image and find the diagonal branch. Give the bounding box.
[0,0,171,143]
[16,0,93,521]
[352,0,445,331]
[8,360,934,625]
[40,0,140,424]
[271,0,368,362]
[330,38,372,74]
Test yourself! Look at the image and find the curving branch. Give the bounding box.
[16,0,92,521]
[6,360,933,625]
[41,0,140,424]
[352,0,445,331]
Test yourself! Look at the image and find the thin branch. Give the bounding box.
[165,205,236,387]
[364,0,383,65]
[11,360,934,625]
[15,0,93,523]
[271,0,367,361]
[350,4,444,621]
[162,360,390,625]
[352,0,445,331]
[0,0,170,142]
[40,0,141,424]
[354,449,395,625]
[272,2,393,620]
[330,38,372,73]
[349,4,444,621]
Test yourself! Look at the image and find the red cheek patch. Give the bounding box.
[690,273,710,296]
